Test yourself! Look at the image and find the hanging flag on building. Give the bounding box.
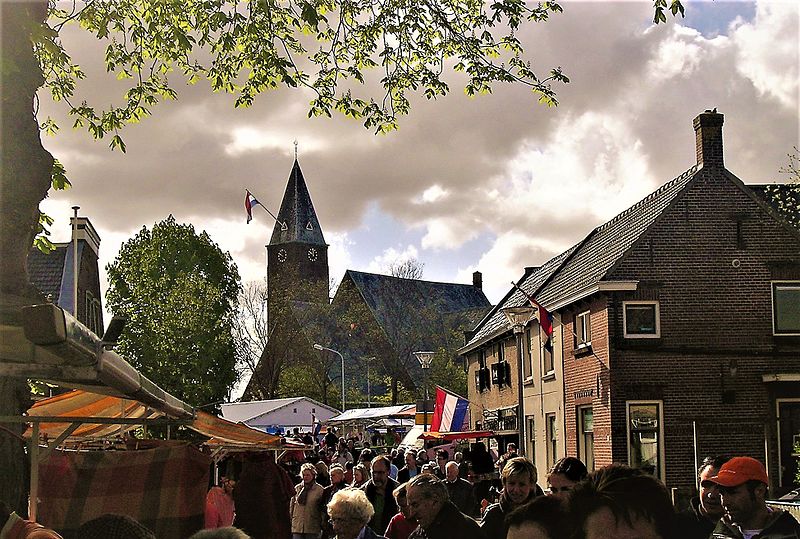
[430,386,469,432]
[244,190,262,224]
[512,283,554,352]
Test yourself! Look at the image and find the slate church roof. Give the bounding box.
[270,160,326,246]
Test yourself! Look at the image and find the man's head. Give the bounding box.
[406,474,448,528]
[707,457,769,529]
[370,455,391,488]
[445,461,459,483]
[405,452,417,468]
[697,455,730,519]
[567,464,674,539]
[220,476,236,495]
[506,443,517,454]
[436,450,449,470]
[330,464,345,486]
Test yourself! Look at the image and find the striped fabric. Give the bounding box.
[37,444,209,539]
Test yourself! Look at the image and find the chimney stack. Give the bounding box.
[472,271,482,290]
[693,109,724,168]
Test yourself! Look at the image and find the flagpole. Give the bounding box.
[245,188,286,229]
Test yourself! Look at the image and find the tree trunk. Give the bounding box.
[0,0,54,515]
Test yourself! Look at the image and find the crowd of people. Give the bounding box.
[3,427,799,538]
[197,428,800,539]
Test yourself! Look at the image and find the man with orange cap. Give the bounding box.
[708,456,800,538]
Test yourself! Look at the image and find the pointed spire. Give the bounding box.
[270,160,326,246]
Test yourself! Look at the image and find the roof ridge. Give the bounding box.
[595,164,698,234]
[347,269,479,288]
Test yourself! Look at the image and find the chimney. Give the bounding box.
[69,216,101,257]
[693,109,724,168]
[472,271,482,290]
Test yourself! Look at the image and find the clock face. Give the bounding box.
[307,247,318,261]
[277,249,287,263]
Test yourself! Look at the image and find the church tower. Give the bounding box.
[266,160,329,331]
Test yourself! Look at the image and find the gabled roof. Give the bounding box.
[343,270,491,350]
[221,396,337,423]
[270,160,326,246]
[27,244,68,302]
[461,165,699,353]
[535,165,698,307]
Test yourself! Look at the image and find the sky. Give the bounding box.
[38,0,799,316]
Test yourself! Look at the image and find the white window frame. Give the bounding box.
[577,405,595,472]
[776,398,800,488]
[545,413,557,471]
[772,281,800,336]
[623,301,661,339]
[575,310,591,348]
[523,327,534,382]
[626,400,665,481]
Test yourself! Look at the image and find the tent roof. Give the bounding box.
[420,430,494,441]
[328,404,415,423]
[24,390,282,448]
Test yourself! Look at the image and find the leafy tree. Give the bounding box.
[233,279,271,396]
[106,215,242,408]
[0,0,682,513]
[762,147,800,231]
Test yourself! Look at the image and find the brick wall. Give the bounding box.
[605,167,800,489]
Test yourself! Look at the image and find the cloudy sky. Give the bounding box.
[39,0,799,312]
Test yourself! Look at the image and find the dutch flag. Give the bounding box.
[430,386,469,433]
[245,190,261,224]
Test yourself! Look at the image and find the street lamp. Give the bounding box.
[314,344,345,412]
[502,305,535,457]
[413,351,434,433]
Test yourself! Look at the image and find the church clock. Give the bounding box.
[277,249,287,263]
[307,247,318,261]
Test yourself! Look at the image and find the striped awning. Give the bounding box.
[24,390,282,447]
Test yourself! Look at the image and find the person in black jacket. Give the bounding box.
[673,455,730,539]
[480,457,539,539]
[406,474,485,539]
[444,461,477,517]
[363,455,400,534]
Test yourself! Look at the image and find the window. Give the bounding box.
[475,350,490,392]
[523,328,533,380]
[575,310,591,348]
[577,407,595,472]
[627,401,664,479]
[773,282,800,335]
[542,344,554,376]
[526,416,536,461]
[545,413,557,470]
[497,341,505,363]
[623,301,661,338]
[84,291,102,336]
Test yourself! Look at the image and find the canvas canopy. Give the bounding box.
[23,389,283,448]
[327,404,415,424]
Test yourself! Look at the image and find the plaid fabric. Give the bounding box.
[36,443,210,539]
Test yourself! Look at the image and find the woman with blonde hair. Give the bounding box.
[480,457,541,539]
[327,489,384,539]
[290,462,325,539]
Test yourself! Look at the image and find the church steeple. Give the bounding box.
[266,159,329,310]
[270,160,326,247]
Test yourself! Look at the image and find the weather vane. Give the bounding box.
[293,139,298,159]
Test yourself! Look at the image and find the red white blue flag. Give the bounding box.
[513,283,554,352]
[245,190,261,224]
[430,386,469,432]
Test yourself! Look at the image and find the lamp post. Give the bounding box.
[413,351,435,434]
[314,344,345,412]
[502,306,535,457]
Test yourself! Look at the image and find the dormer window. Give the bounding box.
[306,221,314,230]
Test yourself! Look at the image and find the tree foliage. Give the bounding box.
[763,146,800,231]
[105,215,242,408]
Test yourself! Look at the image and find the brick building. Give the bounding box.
[460,110,800,495]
